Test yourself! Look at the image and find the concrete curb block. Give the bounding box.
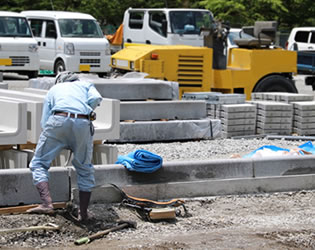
[253,155,315,176]
[2,155,315,206]
[87,174,315,203]
[0,167,70,206]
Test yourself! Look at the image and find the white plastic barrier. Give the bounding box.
[0,99,27,145]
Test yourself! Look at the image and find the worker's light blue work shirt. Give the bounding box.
[41,81,102,128]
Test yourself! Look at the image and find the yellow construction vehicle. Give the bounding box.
[110,20,297,100]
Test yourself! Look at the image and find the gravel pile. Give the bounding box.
[112,137,311,161]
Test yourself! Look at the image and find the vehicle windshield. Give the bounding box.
[0,17,32,37]
[228,30,254,45]
[58,19,103,38]
[169,11,214,35]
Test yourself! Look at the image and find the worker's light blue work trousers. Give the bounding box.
[29,115,95,192]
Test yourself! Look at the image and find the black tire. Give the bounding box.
[27,71,38,79]
[54,60,65,75]
[253,75,298,93]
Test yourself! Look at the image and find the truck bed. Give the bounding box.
[297,50,315,74]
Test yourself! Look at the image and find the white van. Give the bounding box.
[286,27,315,51]
[22,11,111,76]
[123,8,214,46]
[0,11,39,78]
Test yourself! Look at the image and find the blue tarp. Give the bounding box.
[298,141,315,154]
[116,149,163,173]
[243,141,315,158]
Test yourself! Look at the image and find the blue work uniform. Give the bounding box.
[29,80,102,192]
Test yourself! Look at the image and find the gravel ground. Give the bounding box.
[1,138,315,250]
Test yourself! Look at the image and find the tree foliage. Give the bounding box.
[199,0,315,30]
[1,0,314,32]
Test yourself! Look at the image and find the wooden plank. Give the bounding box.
[17,142,37,150]
[0,202,68,215]
[93,140,103,145]
[0,145,13,151]
[149,208,176,220]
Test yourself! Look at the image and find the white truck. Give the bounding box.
[0,11,39,78]
[122,8,214,46]
[22,11,111,76]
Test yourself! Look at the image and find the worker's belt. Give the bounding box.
[53,111,89,119]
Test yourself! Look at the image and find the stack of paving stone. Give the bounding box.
[248,100,293,135]
[251,92,314,103]
[292,101,315,135]
[182,92,256,138]
[216,103,257,138]
[251,92,315,136]
[182,92,246,119]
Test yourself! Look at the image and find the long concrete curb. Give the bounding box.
[2,155,315,206]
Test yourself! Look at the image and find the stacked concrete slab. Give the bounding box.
[182,92,252,138]
[292,101,315,135]
[251,92,315,136]
[216,104,257,138]
[248,101,293,135]
[31,76,220,142]
[116,100,222,142]
[251,92,314,103]
[182,92,246,119]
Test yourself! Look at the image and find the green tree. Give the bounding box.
[199,0,315,30]
[199,0,288,28]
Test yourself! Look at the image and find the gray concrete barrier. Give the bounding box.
[2,155,315,206]
[0,167,70,206]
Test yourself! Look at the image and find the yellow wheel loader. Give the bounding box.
[110,21,297,100]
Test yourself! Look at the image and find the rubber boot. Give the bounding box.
[26,182,54,214]
[79,191,91,222]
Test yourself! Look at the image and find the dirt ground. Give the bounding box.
[1,190,315,250]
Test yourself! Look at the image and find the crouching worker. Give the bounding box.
[27,71,102,222]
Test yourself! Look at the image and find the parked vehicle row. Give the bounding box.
[0,10,112,78]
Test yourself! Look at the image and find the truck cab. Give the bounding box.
[0,11,39,78]
[123,8,214,46]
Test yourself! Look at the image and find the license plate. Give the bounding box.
[79,64,90,71]
[0,59,12,66]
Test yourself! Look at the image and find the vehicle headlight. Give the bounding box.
[112,58,116,66]
[105,44,111,55]
[64,43,75,55]
[28,44,38,53]
[130,61,134,69]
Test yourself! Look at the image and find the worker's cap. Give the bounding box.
[55,71,79,84]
